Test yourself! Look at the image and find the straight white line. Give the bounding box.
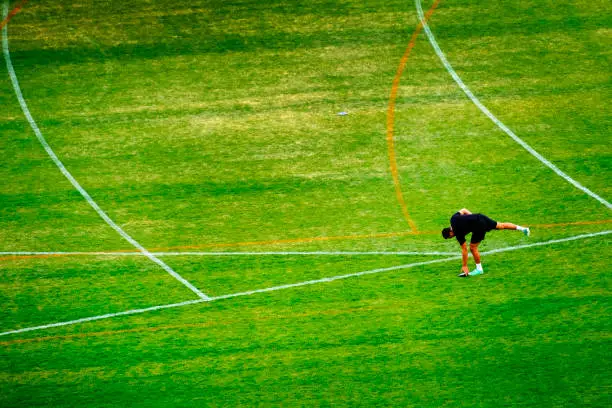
[0,257,460,338]
[415,0,611,210]
[211,230,612,300]
[1,230,609,337]
[481,230,611,255]
[1,2,209,301]
[158,250,458,256]
[208,255,461,301]
[0,251,458,257]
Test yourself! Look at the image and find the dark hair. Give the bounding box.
[441,227,452,239]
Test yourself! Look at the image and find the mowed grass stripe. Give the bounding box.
[0,256,199,331]
[1,230,608,338]
[0,0,25,30]
[2,1,210,300]
[0,2,418,249]
[2,1,605,250]
[386,0,439,231]
[0,250,458,258]
[415,0,611,210]
[0,1,609,406]
[1,219,608,261]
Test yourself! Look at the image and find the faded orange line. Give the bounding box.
[0,230,441,262]
[531,219,612,229]
[0,254,64,262]
[147,230,427,251]
[386,0,440,232]
[0,0,27,30]
[2,219,608,262]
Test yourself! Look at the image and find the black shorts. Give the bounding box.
[471,215,498,243]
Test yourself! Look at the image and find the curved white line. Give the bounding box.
[415,0,611,210]
[1,2,209,300]
[1,230,609,337]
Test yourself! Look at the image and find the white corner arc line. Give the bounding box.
[1,230,609,337]
[414,0,611,210]
[1,2,209,301]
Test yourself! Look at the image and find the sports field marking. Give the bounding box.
[145,230,434,252]
[1,2,209,301]
[2,219,606,261]
[386,0,440,231]
[1,230,609,338]
[0,250,459,260]
[94,218,612,252]
[0,0,25,30]
[415,0,611,210]
[533,219,612,228]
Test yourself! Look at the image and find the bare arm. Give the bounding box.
[460,242,469,273]
[459,208,472,215]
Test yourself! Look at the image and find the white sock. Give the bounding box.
[476,263,483,271]
[516,225,526,232]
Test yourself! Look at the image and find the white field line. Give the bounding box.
[415,0,611,210]
[211,230,612,300]
[0,257,461,337]
[1,230,609,337]
[209,255,461,301]
[0,250,458,257]
[1,2,209,301]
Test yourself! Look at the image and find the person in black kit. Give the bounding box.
[442,208,530,277]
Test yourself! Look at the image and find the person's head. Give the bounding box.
[441,227,454,239]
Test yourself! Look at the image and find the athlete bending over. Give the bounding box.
[442,209,530,277]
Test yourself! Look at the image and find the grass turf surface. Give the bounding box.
[1,0,610,406]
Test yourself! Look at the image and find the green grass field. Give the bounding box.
[1,0,610,406]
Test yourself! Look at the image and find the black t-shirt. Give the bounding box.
[450,212,497,244]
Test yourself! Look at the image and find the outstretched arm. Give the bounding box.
[460,242,469,274]
[459,208,472,215]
